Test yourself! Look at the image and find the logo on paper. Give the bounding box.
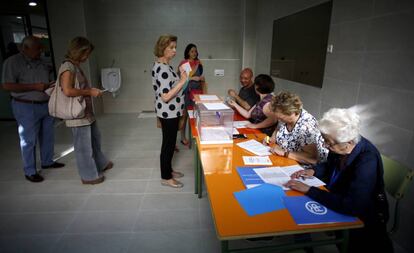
[305,201,327,215]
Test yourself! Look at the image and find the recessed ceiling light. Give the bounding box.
[16,16,22,19]
[28,2,37,7]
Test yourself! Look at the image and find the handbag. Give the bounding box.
[48,61,86,120]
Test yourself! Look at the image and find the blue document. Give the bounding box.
[283,196,358,225]
[234,183,286,216]
[236,167,265,188]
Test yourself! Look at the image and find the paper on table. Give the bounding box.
[232,128,240,135]
[234,184,286,216]
[236,139,271,156]
[254,166,325,190]
[243,156,273,165]
[203,102,230,110]
[199,95,219,100]
[233,120,250,128]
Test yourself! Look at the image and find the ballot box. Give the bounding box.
[195,102,234,144]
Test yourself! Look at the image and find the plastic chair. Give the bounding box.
[381,155,414,234]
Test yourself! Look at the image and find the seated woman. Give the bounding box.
[177,43,205,146]
[229,74,276,136]
[285,108,393,253]
[267,91,328,166]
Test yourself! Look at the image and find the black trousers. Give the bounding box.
[159,117,179,180]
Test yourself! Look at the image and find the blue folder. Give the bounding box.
[236,167,265,188]
[234,183,286,216]
[283,196,358,225]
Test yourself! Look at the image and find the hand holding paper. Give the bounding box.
[181,62,192,76]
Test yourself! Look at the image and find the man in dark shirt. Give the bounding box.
[227,68,259,110]
[2,36,64,183]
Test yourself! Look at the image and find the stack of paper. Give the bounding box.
[254,165,326,190]
[242,156,272,165]
[236,139,271,156]
[233,121,250,128]
[203,102,230,110]
[199,95,219,101]
[237,165,325,190]
[234,184,286,216]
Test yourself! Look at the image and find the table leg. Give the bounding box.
[194,137,198,195]
[338,230,349,253]
[221,241,229,253]
[197,147,202,198]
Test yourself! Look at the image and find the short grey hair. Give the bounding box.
[319,108,361,144]
[21,36,40,49]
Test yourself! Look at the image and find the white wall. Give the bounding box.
[82,0,243,113]
[47,0,103,114]
[252,0,414,251]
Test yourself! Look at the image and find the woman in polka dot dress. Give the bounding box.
[152,35,188,188]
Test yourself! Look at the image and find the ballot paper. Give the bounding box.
[233,121,250,128]
[242,156,273,165]
[199,95,219,100]
[236,139,271,156]
[203,102,231,110]
[181,62,191,76]
[188,110,194,119]
[254,165,325,190]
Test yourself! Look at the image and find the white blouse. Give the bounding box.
[152,62,184,119]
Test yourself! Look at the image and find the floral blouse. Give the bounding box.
[276,109,328,163]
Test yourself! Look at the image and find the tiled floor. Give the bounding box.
[0,114,406,253]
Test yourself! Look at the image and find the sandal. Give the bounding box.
[180,139,190,146]
[161,179,184,188]
[172,171,184,178]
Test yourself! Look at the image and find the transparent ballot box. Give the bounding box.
[195,102,234,144]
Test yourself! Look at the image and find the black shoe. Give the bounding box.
[25,173,44,183]
[41,162,65,169]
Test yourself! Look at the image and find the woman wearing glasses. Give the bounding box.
[285,108,393,253]
[266,91,328,166]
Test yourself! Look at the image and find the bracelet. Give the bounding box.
[284,151,290,158]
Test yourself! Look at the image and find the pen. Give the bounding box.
[300,175,314,180]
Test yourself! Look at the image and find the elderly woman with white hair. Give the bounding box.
[285,108,393,253]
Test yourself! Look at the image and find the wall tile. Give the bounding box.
[328,20,370,51]
[358,84,414,130]
[331,0,374,24]
[361,52,414,91]
[321,77,359,108]
[366,12,414,51]
[324,52,364,82]
[373,0,414,16]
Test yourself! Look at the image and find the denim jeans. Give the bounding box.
[71,121,108,181]
[11,100,55,176]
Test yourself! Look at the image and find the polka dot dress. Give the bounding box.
[152,62,184,119]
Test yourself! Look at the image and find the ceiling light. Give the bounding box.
[16,16,22,19]
[28,2,37,7]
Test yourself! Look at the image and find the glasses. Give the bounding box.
[323,140,347,148]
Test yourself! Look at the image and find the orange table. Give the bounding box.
[196,135,363,253]
[188,110,261,198]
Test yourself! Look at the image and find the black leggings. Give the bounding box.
[159,117,179,180]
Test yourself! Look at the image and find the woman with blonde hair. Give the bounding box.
[152,34,188,188]
[59,37,112,184]
[267,91,328,166]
